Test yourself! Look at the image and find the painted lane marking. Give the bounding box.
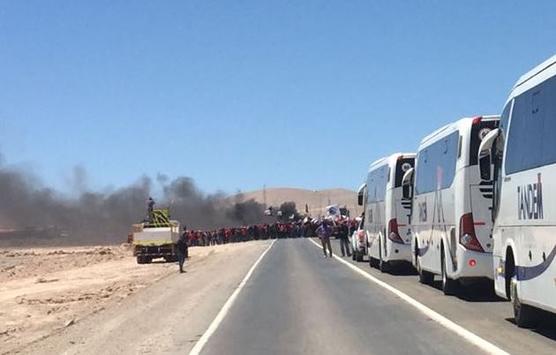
[189,239,276,355]
[307,238,509,355]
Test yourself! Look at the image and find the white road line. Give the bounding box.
[307,238,510,355]
[189,239,276,355]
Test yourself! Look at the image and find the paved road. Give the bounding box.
[323,238,556,355]
[17,238,556,355]
[18,241,273,355]
[201,239,485,355]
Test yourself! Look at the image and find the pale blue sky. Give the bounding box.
[0,1,555,194]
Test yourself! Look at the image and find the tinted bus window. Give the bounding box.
[506,75,556,174]
[540,75,556,167]
[492,106,511,220]
[500,101,512,137]
[367,165,388,202]
[394,157,415,187]
[415,131,459,195]
[505,87,544,174]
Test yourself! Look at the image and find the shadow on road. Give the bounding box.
[387,263,418,276]
[456,282,506,303]
[505,312,556,342]
[347,255,418,276]
[427,280,506,303]
[149,259,180,264]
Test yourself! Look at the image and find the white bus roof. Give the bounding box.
[368,152,416,172]
[509,54,556,99]
[418,115,498,150]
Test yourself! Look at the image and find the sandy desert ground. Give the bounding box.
[0,243,234,354]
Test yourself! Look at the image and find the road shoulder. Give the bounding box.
[13,241,272,355]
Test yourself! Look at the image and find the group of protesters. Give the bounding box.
[185,218,359,255]
[174,218,359,273]
[145,198,359,273]
[185,222,314,246]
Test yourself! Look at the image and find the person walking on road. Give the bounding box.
[339,221,352,257]
[316,220,333,258]
[176,226,188,273]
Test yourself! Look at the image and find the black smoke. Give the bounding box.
[0,158,267,246]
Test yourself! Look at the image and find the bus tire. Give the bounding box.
[417,256,433,285]
[441,249,458,295]
[379,258,389,273]
[511,277,540,328]
[504,249,514,300]
[378,239,389,273]
[136,256,146,264]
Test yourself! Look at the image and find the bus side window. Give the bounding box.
[540,76,556,166]
[493,102,511,221]
[505,90,543,174]
[531,90,541,115]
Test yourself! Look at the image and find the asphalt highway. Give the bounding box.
[321,238,556,355]
[200,239,499,355]
[18,239,556,355]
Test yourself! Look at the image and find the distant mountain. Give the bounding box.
[232,187,362,218]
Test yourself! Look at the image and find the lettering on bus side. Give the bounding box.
[518,173,544,220]
[418,202,427,222]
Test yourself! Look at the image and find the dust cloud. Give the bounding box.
[0,157,265,245]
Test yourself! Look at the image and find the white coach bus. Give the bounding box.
[405,116,499,295]
[478,55,556,327]
[365,153,415,272]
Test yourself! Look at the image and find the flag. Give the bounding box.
[326,204,340,220]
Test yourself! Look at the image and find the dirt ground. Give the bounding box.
[0,244,227,354]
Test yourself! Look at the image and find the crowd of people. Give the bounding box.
[144,199,360,274]
[174,218,359,273]
[185,218,359,256]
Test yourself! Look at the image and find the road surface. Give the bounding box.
[16,239,556,355]
[200,239,481,355]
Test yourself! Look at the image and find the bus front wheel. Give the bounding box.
[378,239,389,273]
[417,255,433,285]
[441,249,458,295]
[510,275,540,328]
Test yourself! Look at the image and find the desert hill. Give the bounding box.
[235,187,361,218]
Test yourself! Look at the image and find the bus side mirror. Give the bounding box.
[478,128,500,181]
[479,154,492,180]
[357,183,367,206]
[401,167,414,199]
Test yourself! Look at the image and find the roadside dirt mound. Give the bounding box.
[0,245,130,283]
[0,243,249,354]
